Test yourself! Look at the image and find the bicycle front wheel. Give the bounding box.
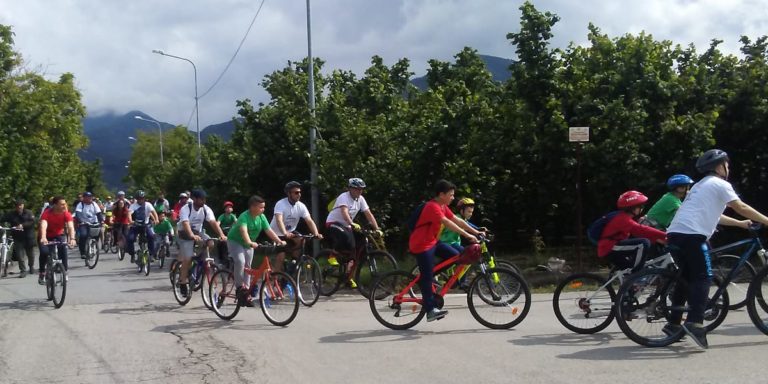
[553,273,616,334]
[356,250,398,299]
[369,270,424,330]
[714,254,756,310]
[142,252,150,276]
[260,271,300,326]
[171,263,192,306]
[296,257,322,307]
[467,268,531,329]
[210,269,240,320]
[0,246,7,277]
[201,263,218,310]
[51,264,67,308]
[747,265,768,335]
[317,249,344,296]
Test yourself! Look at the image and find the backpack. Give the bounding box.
[406,202,427,233]
[132,204,147,223]
[586,210,621,245]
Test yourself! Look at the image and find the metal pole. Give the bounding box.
[576,143,583,271]
[157,120,164,166]
[306,0,320,255]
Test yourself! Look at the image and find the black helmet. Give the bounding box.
[135,190,146,198]
[696,149,729,174]
[191,189,207,199]
[284,181,302,192]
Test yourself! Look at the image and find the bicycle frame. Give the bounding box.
[244,253,285,300]
[710,228,767,267]
[395,254,472,305]
[576,252,675,305]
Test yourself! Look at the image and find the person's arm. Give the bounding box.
[209,219,227,240]
[440,216,477,243]
[340,206,354,227]
[362,210,379,231]
[39,219,48,244]
[450,215,482,236]
[725,199,768,227]
[265,228,286,246]
[149,205,159,224]
[275,213,293,238]
[304,216,323,239]
[238,223,257,248]
[66,219,76,247]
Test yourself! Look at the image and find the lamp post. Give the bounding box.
[306,0,320,255]
[134,116,164,166]
[152,49,201,165]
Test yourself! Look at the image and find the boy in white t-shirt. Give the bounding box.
[270,181,323,272]
[665,149,768,349]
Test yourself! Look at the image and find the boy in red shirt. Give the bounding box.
[410,180,482,321]
[598,191,666,271]
[38,196,76,284]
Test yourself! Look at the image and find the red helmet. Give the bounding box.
[617,191,648,208]
[223,201,234,208]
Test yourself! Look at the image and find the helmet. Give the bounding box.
[83,191,93,197]
[284,181,302,192]
[696,149,729,173]
[179,192,189,198]
[617,190,648,208]
[191,189,206,199]
[135,190,146,198]
[666,174,694,190]
[105,211,113,217]
[117,191,125,196]
[457,197,475,208]
[223,201,234,207]
[106,195,111,199]
[348,178,366,189]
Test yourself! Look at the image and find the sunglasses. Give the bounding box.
[291,191,302,195]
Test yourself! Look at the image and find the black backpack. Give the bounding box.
[406,202,427,233]
[586,211,620,245]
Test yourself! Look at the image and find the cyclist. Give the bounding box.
[411,180,481,321]
[643,174,694,229]
[154,192,170,214]
[228,195,286,306]
[111,199,132,249]
[216,201,238,266]
[116,191,127,204]
[38,196,76,284]
[665,149,768,349]
[126,190,158,265]
[103,195,114,211]
[74,192,104,260]
[437,197,484,288]
[597,191,666,272]
[172,192,189,222]
[270,181,323,273]
[153,210,174,262]
[325,178,382,288]
[1,198,36,277]
[176,189,227,297]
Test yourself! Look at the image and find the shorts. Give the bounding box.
[177,232,211,258]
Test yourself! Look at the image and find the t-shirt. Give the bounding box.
[645,192,683,229]
[112,207,131,225]
[40,209,73,239]
[177,202,215,233]
[409,200,455,254]
[154,218,174,235]
[597,211,667,258]
[667,175,740,238]
[326,192,369,224]
[270,198,310,236]
[129,202,156,225]
[154,198,170,213]
[218,213,238,230]
[75,201,102,225]
[228,211,270,247]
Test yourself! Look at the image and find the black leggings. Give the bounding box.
[667,233,712,325]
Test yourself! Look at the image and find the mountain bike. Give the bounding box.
[552,251,674,334]
[317,229,397,299]
[102,223,117,254]
[133,223,151,276]
[42,240,68,308]
[283,234,322,307]
[0,227,16,278]
[171,238,220,309]
[209,244,300,326]
[710,225,766,309]
[83,223,101,269]
[369,236,531,330]
[155,234,171,269]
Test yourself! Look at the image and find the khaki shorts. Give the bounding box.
[177,232,211,258]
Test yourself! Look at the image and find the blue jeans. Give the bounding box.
[38,235,68,273]
[667,233,712,324]
[126,225,156,259]
[415,245,440,312]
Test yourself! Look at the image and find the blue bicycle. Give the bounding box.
[710,224,766,309]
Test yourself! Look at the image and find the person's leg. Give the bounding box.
[685,239,712,325]
[415,247,437,312]
[12,240,26,273]
[229,240,247,287]
[77,225,88,257]
[609,238,650,272]
[56,236,68,271]
[125,226,137,258]
[146,227,156,259]
[25,241,35,273]
[38,241,50,275]
[177,239,194,284]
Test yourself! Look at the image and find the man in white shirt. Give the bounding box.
[75,192,103,259]
[126,190,159,266]
[270,181,323,272]
[665,149,768,349]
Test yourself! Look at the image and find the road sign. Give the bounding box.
[569,127,590,142]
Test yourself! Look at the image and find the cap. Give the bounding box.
[84,192,93,197]
[179,192,189,198]
[224,201,234,207]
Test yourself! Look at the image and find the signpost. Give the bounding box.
[569,127,589,271]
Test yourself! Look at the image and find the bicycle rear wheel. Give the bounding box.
[296,256,322,307]
[747,265,768,335]
[51,264,67,308]
[210,269,240,320]
[317,249,343,296]
[369,270,425,330]
[158,244,168,269]
[168,259,179,284]
[171,263,192,306]
[260,271,299,326]
[201,263,218,310]
[467,268,531,329]
[713,254,755,310]
[356,250,398,299]
[553,273,616,334]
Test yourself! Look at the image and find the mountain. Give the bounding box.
[411,54,514,90]
[200,119,239,142]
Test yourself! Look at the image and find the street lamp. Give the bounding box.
[152,49,201,165]
[306,0,320,255]
[134,115,164,166]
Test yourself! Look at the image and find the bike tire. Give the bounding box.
[118,246,126,261]
[171,263,192,306]
[168,259,179,284]
[201,263,217,310]
[746,265,768,335]
[317,249,343,297]
[553,273,616,334]
[158,244,167,269]
[296,256,322,307]
[143,251,150,276]
[52,264,67,308]
[356,250,398,299]
[210,269,241,320]
[369,270,425,330]
[713,254,756,310]
[45,267,54,300]
[85,239,99,269]
[467,267,531,329]
[260,271,300,326]
[0,247,7,278]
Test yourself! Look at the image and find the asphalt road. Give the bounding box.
[1,249,767,384]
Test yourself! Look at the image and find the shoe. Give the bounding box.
[348,278,358,289]
[327,256,339,266]
[80,254,86,259]
[244,297,256,307]
[662,323,682,338]
[179,283,189,297]
[38,274,45,285]
[19,271,27,278]
[130,255,135,263]
[29,267,35,274]
[426,308,448,322]
[682,323,708,349]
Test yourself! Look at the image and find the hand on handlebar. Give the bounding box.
[314,233,324,240]
[351,223,361,232]
[466,234,479,244]
[739,219,753,230]
[40,238,48,246]
[279,240,287,247]
[67,238,76,248]
[284,232,295,239]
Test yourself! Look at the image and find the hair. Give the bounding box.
[248,195,265,207]
[51,196,66,206]
[433,179,456,196]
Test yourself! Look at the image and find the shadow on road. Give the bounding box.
[150,317,280,334]
[318,327,501,344]
[121,285,169,294]
[100,303,182,316]
[510,332,617,347]
[711,322,762,337]
[556,344,695,360]
[0,298,55,312]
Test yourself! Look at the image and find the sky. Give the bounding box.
[2,0,767,129]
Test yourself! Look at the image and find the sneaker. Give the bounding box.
[29,267,35,274]
[348,278,358,289]
[662,323,682,338]
[682,323,708,349]
[426,308,448,322]
[19,270,27,278]
[244,296,256,307]
[38,274,45,285]
[179,283,189,297]
[327,256,339,266]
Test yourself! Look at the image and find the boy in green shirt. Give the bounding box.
[644,174,694,229]
[153,210,174,261]
[217,201,238,231]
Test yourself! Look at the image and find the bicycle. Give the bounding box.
[114,224,127,261]
[133,223,151,276]
[284,233,322,307]
[709,224,766,309]
[83,223,101,269]
[42,240,68,308]
[552,251,674,334]
[171,238,220,309]
[369,236,531,330]
[209,244,300,326]
[317,229,397,299]
[102,223,116,254]
[0,227,16,278]
[155,234,171,269]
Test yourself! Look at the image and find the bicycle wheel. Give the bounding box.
[369,270,425,330]
[171,263,192,306]
[356,250,398,299]
[317,249,343,296]
[158,244,167,269]
[296,256,322,307]
[85,239,99,269]
[467,268,531,329]
[713,254,755,310]
[168,259,179,284]
[201,263,217,310]
[51,264,67,308]
[0,246,7,277]
[260,271,300,326]
[209,269,241,320]
[45,267,54,300]
[118,246,126,261]
[747,265,768,335]
[553,273,616,334]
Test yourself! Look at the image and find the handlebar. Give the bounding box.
[0,227,23,231]
[749,223,764,233]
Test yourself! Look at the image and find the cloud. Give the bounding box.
[1,0,766,128]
